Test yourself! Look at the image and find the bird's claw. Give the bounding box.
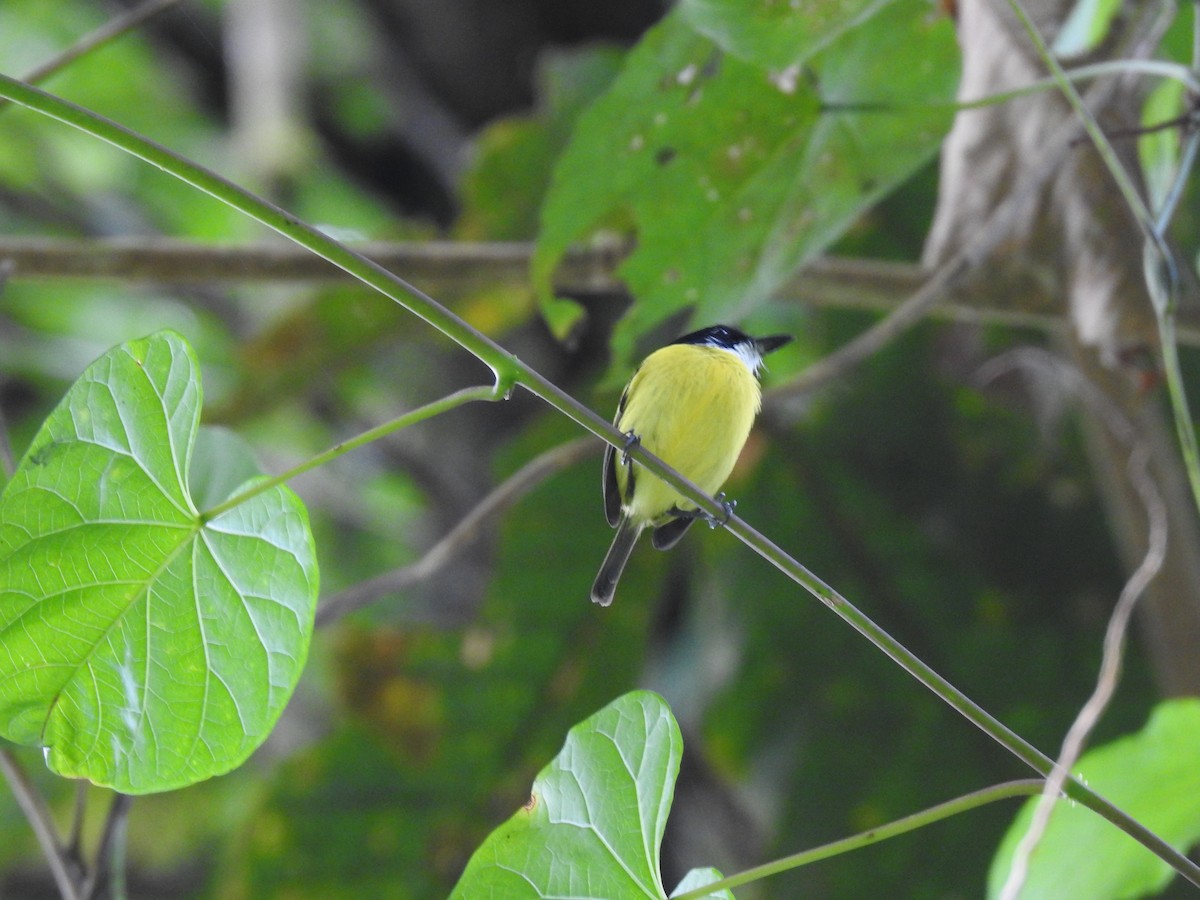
[707,492,736,529]
[620,431,640,467]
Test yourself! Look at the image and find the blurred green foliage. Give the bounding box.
[0,0,1194,898]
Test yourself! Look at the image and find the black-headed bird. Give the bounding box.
[591,325,792,606]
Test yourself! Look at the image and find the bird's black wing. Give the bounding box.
[602,388,630,527]
[651,515,693,550]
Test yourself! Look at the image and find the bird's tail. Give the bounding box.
[591,516,642,607]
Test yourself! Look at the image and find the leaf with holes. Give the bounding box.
[450,691,723,899]
[532,0,957,371]
[0,330,317,794]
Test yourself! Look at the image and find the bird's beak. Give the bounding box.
[755,334,793,355]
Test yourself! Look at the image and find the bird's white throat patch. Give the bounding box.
[714,340,764,374]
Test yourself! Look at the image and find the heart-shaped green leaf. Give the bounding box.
[0,331,317,794]
[451,690,698,899]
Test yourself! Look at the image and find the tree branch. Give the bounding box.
[4,237,1199,345]
[4,0,183,103]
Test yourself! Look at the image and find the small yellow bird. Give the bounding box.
[591,324,792,606]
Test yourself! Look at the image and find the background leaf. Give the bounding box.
[450,690,683,899]
[457,46,625,241]
[0,331,317,794]
[1139,77,1186,218]
[987,699,1200,899]
[532,0,958,371]
[679,0,890,71]
[1052,0,1123,57]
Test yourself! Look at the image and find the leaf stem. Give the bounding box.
[3,73,1197,886]
[671,781,1045,899]
[200,384,501,521]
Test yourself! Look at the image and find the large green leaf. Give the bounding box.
[0,331,317,794]
[532,0,958,370]
[451,690,712,899]
[680,0,891,71]
[458,46,625,241]
[988,699,1200,899]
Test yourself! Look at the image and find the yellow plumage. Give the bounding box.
[590,325,790,607]
[613,344,761,524]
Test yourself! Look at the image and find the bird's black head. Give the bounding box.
[672,324,793,355]
[672,324,749,348]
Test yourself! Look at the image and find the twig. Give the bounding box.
[0,235,612,286]
[65,782,87,868]
[315,437,597,626]
[16,0,183,88]
[978,349,1169,899]
[0,384,13,480]
[0,748,82,900]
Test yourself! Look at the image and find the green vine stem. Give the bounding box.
[1,73,1197,887]
[672,780,1045,899]
[199,384,500,521]
[951,58,1200,111]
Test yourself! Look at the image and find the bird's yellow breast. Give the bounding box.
[615,343,762,524]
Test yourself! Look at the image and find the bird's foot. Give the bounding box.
[707,492,737,529]
[667,493,737,528]
[620,431,640,466]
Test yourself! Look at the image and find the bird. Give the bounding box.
[590,324,792,606]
